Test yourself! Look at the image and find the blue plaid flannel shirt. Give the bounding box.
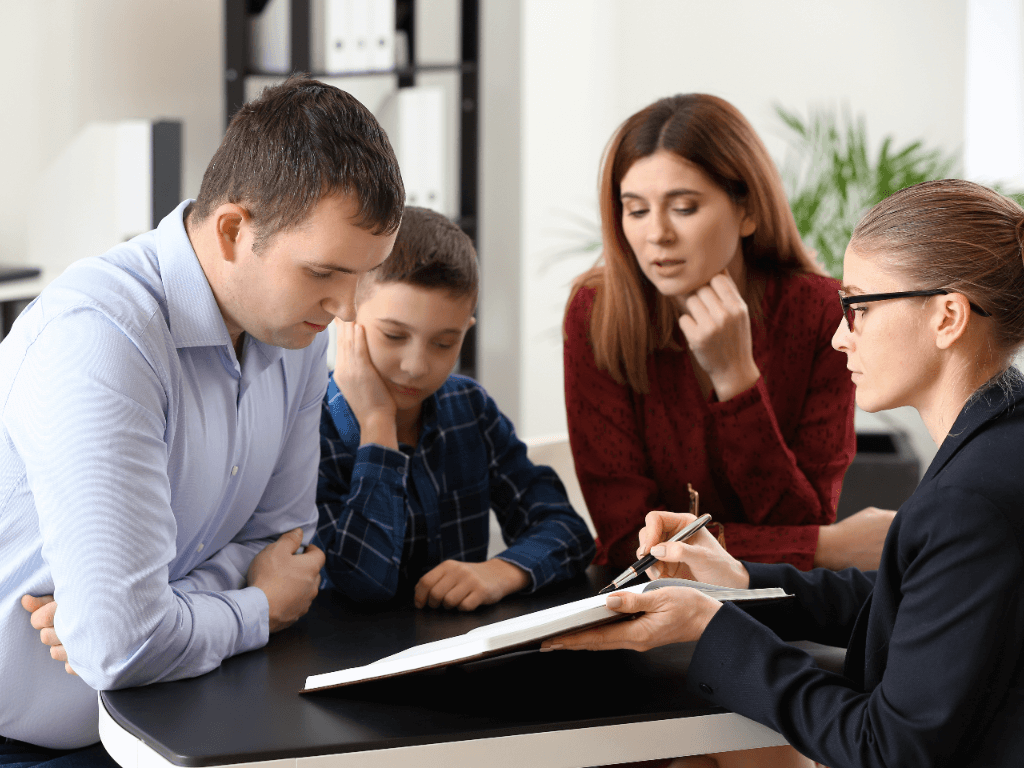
[315,374,595,602]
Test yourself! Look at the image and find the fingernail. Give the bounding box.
[606,595,622,608]
[540,643,563,652]
[651,545,666,557]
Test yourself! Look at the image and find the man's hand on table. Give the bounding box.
[21,594,76,675]
[248,528,325,633]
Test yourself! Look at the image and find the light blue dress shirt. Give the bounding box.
[0,201,327,749]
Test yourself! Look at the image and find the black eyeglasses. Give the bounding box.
[838,289,991,332]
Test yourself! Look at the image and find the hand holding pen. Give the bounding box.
[599,484,709,594]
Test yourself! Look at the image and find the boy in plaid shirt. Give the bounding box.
[316,207,594,609]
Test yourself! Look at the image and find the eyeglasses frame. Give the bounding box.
[838,289,991,332]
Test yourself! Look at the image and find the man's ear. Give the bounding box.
[933,293,971,351]
[212,203,250,263]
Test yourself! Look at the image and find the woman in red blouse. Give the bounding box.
[564,93,893,573]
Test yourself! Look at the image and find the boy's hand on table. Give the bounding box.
[332,319,398,449]
[414,559,530,611]
[248,528,325,633]
[21,594,76,675]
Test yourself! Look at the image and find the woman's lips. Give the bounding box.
[304,321,328,331]
[652,259,685,273]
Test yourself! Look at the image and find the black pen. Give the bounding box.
[598,507,712,595]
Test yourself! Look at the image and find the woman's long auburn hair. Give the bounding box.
[568,94,820,394]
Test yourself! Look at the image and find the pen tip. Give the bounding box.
[597,585,613,595]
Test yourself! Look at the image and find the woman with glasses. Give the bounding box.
[564,94,891,577]
[549,179,1024,768]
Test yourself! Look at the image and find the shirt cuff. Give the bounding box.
[351,442,410,483]
[232,585,271,653]
[687,600,776,710]
[745,560,791,590]
[707,375,763,415]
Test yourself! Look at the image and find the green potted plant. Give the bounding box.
[775,105,960,279]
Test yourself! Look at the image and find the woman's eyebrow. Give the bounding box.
[620,188,702,201]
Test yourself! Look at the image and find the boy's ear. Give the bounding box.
[466,316,477,330]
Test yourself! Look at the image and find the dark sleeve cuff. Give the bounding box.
[687,600,824,727]
[350,442,410,485]
[745,560,791,590]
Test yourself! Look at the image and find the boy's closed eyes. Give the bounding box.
[332,280,476,449]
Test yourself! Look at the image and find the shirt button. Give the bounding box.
[699,683,714,696]
[196,543,205,553]
[231,466,238,476]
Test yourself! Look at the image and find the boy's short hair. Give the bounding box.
[189,75,404,251]
[369,206,479,299]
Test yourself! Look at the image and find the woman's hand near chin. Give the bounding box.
[638,510,749,589]
[677,271,760,402]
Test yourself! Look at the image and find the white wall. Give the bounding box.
[486,0,970,439]
[965,0,1024,187]
[0,1,222,267]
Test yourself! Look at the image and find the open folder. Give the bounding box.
[302,578,791,692]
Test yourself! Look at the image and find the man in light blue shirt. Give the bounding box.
[0,77,402,764]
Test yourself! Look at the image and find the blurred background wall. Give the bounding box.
[3,0,1021,470]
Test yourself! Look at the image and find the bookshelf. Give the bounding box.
[223,0,479,376]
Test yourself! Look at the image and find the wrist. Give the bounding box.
[711,361,760,402]
[358,411,398,449]
[813,523,837,569]
[728,560,751,590]
[700,596,723,633]
[486,558,531,597]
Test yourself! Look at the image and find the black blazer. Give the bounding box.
[688,380,1024,768]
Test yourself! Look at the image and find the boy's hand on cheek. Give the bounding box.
[414,559,530,611]
[332,320,398,449]
[677,271,760,402]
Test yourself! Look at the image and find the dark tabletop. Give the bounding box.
[101,567,846,767]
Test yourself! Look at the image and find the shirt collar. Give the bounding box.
[156,200,234,350]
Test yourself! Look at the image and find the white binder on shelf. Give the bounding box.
[348,0,372,72]
[312,0,350,74]
[368,0,396,71]
[379,86,446,213]
[309,0,398,75]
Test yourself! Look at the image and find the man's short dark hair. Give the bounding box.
[369,207,478,299]
[190,75,404,250]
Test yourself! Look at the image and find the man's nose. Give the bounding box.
[324,279,357,322]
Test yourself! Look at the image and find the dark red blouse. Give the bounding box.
[563,272,856,570]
